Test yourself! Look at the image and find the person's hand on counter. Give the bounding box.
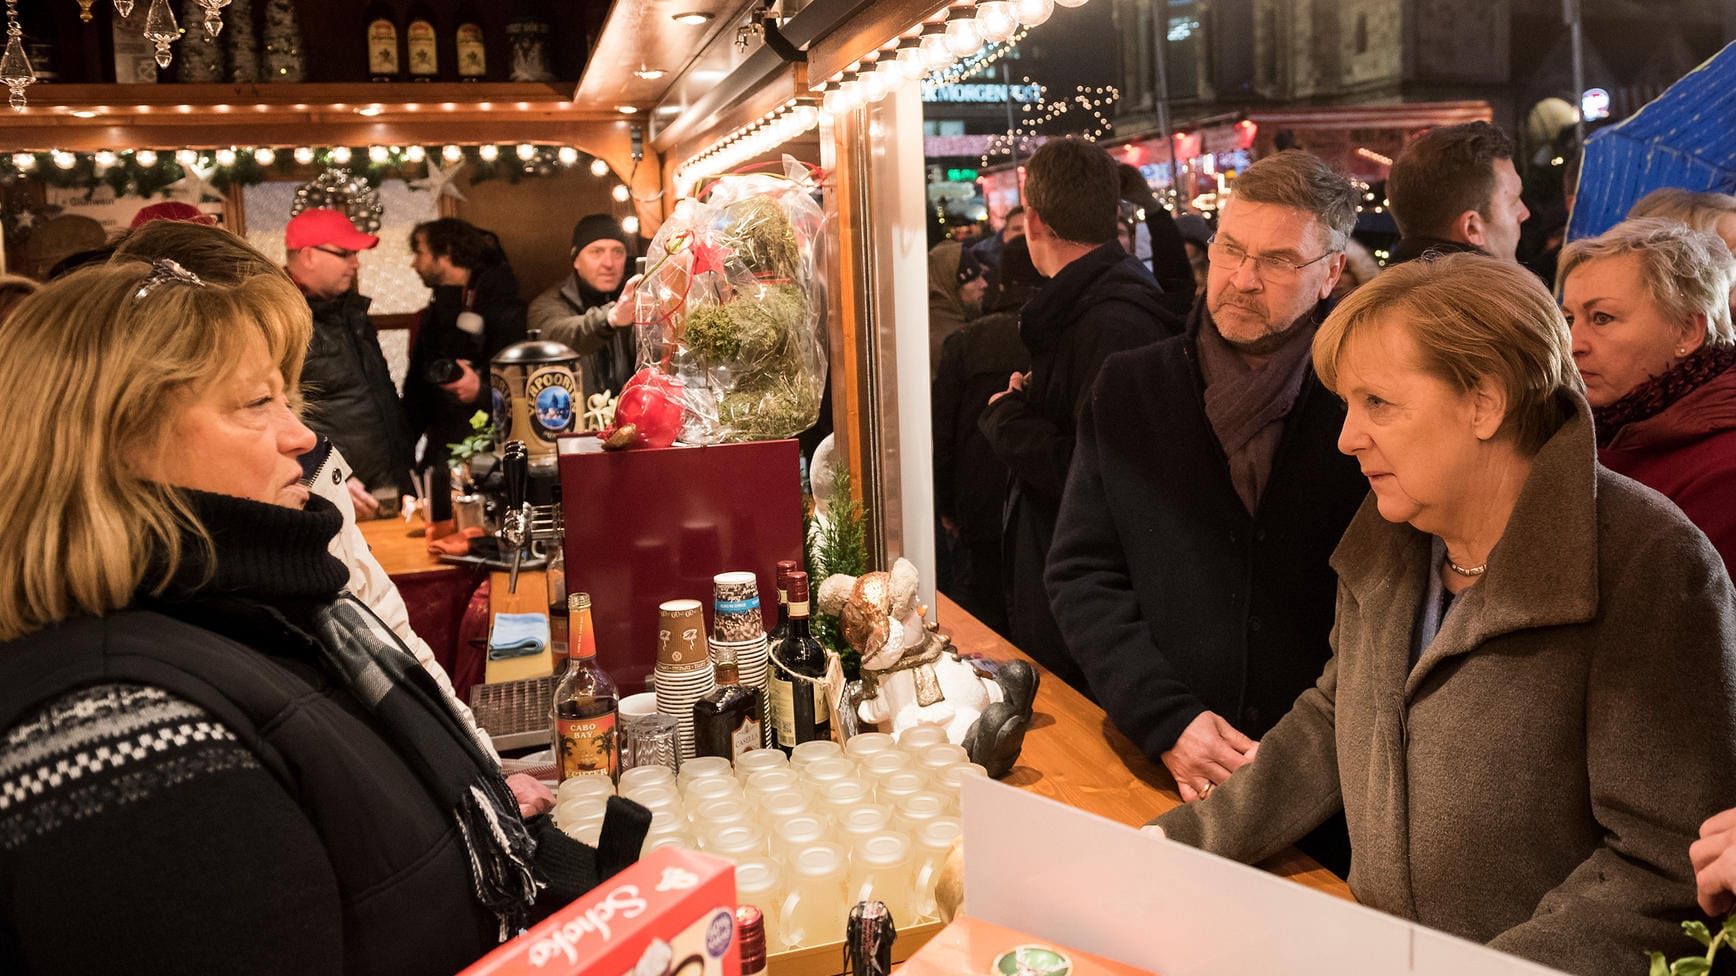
[1161,710,1257,802]
[506,773,556,819]
[1691,806,1736,914]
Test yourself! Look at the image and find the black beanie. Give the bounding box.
[571,213,629,255]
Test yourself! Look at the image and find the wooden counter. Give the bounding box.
[934,593,1351,902]
[356,518,1349,900]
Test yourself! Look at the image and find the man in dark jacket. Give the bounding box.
[978,137,1181,691]
[405,218,529,469]
[529,213,639,400]
[284,208,415,512]
[1385,121,1529,265]
[1045,151,1368,869]
[934,238,1042,636]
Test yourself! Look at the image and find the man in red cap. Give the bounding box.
[284,207,415,516]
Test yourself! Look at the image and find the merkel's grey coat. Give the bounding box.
[1154,396,1736,974]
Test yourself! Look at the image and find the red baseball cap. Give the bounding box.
[285,208,380,252]
[129,200,218,229]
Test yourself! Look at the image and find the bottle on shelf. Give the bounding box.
[692,642,765,762]
[553,592,619,781]
[768,570,831,753]
[363,1,401,82]
[404,1,439,82]
[545,541,568,672]
[454,2,488,82]
[768,559,799,647]
[736,906,768,976]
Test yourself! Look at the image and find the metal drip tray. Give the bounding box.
[469,676,555,752]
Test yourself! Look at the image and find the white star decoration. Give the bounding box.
[409,159,468,202]
[169,162,220,202]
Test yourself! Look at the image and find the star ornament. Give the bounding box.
[689,239,730,277]
[409,159,468,202]
[169,161,221,202]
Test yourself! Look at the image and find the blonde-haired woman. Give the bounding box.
[1627,186,1736,253]
[1148,253,1736,974]
[1559,218,1736,574]
[0,262,573,973]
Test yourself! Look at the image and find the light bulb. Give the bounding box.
[976,1,1017,41]
[294,146,314,164]
[175,148,198,166]
[944,13,981,56]
[254,147,276,166]
[795,105,819,130]
[94,150,117,167]
[920,30,952,69]
[403,145,424,163]
[441,144,461,162]
[557,146,578,165]
[822,88,845,116]
[894,42,927,80]
[622,215,640,235]
[478,144,499,161]
[877,57,908,92]
[52,150,75,170]
[135,149,158,167]
[592,158,611,178]
[11,152,33,170]
[1014,0,1054,27]
[331,146,352,164]
[214,147,237,166]
[368,145,390,164]
[838,79,866,111]
[516,143,536,161]
[861,67,889,102]
[612,184,630,203]
[1054,0,1087,7]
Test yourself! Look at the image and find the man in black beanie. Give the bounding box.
[529,213,640,399]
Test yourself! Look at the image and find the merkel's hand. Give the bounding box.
[1160,710,1257,803]
[1691,807,1736,915]
[506,773,556,820]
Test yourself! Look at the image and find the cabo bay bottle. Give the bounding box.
[692,642,764,762]
[553,593,618,781]
[768,570,829,753]
[364,1,401,82]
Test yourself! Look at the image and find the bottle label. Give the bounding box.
[769,674,796,746]
[408,21,438,75]
[367,20,399,75]
[526,366,577,441]
[733,714,763,759]
[457,23,487,77]
[556,712,618,781]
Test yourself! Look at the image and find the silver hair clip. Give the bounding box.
[134,258,205,300]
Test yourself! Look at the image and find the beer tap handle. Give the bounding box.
[502,441,528,513]
[500,441,529,594]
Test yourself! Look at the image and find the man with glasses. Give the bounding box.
[1045,151,1368,872]
[284,208,414,516]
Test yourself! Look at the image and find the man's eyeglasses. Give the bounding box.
[1206,237,1337,280]
[313,245,360,261]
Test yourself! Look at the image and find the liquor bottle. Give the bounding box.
[767,559,799,647]
[692,642,764,762]
[404,2,438,82]
[768,571,830,753]
[736,907,768,976]
[552,592,619,781]
[504,0,554,83]
[364,1,401,82]
[545,541,568,671]
[454,2,487,82]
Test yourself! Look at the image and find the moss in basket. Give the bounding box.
[719,194,803,283]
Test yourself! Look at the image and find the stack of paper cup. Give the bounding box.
[653,598,715,760]
[711,571,772,747]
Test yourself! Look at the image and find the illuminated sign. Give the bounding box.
[1581,88,1611,121]
[946,168,980,182]
[921,83,1042,104]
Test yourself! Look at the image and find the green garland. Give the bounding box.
[806,466,871,680]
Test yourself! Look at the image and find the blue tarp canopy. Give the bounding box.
[1567,39,1736,241]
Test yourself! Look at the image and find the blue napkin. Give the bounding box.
[488,612,550,660]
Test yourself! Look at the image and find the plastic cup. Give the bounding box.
[800,756,857,788]
[556,776,615,803]
[780,842,848,949]
[618,765,677,796]
[734,748,790,780]
[684,775,745,807]
[734,857,785,948]
[642,832,691,855]
[919,743,971,773]
[692,797,754,831]
[835,802,894,846]
[896,725,948,753]
[705,821,768,861]
[789,739,844,770]
[843,732,896,760]
[821,777,875,820]
[847,832,916,926]
[745,768,805,804]
[678,755,735,788]
[760,789,810,822]
[894,790,950,836]
[771,812,831,865]
[861,749,915,780]
[911,817,962,922]
[877,769,930,805]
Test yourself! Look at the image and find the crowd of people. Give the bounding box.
[933,127,1736,971]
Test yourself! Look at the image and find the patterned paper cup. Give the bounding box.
[656,599,707,670]
[712,571,764,643]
